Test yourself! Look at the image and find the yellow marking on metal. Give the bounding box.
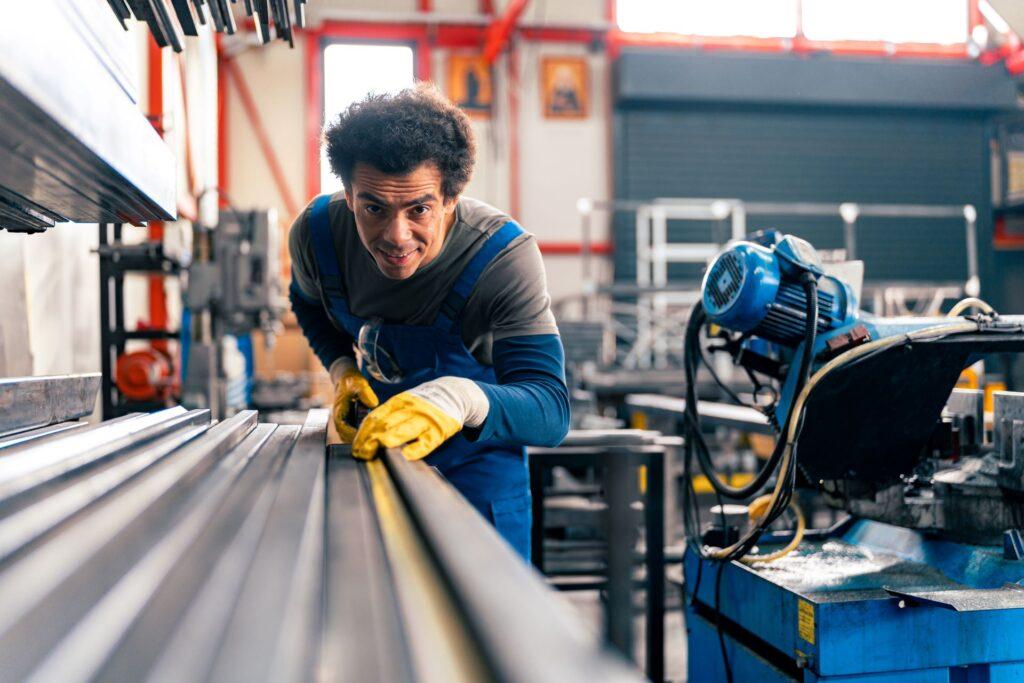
[365,459,487,683]
[691,472,755,494]
[797,599,815,645]
[985,382,1006,413]
[629,411,648,430]
[639,465,648,495]
[957,367,979,390]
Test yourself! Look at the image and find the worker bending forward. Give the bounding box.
[289,84,570,560]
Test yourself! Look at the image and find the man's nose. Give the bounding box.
[380,216,413,244]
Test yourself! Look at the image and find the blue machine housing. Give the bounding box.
[685,520,1024,682]
[701,237,859,347]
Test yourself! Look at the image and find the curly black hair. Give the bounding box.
[323,83,476,201]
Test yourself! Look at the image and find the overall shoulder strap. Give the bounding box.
[434,220,525,331]
[308,194,345,298]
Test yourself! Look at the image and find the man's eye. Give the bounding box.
[366,205,382,215]
[411,205,430,216]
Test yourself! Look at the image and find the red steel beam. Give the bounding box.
[217,35,229,205]
[538,242,613,255]
[305,29,323,202]
[507,42,520,218]
[484,0,530,63]
[146,37,168,343]
[223,57,300,219]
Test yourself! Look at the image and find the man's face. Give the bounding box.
[345,163,458,280]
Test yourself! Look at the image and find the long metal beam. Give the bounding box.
[0,374,101,437]
[0,404,641,681]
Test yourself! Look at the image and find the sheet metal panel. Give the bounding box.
[0,1,175,230]
[686,520,1024,680]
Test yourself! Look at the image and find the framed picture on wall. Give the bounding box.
[446,54,492,119]
[541,56,588,119]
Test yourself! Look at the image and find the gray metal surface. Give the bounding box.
[0,1,175,231]
[384,448,641,683]
[0,374,101,436]
[884,586,1024,612]
[0,408,639,681]
[321,447,415,683]
[625,393,773,434]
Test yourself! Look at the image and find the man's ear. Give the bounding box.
[344,187,354,207]
[444,195,460,213]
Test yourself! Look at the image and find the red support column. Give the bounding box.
[217,36,229,205]
[306,29,323,201]
[147,38,169,347]
[507,43,520,219]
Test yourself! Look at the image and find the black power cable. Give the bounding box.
[682,273,820,682]
[683,273,819,502]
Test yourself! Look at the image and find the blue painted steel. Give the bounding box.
[235,333,254,406]
[685,520,1024,682]
[180,308,191,384]
[702,241,781,333]
[702,238,858,343]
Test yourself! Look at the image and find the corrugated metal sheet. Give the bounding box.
[614,105,991,285]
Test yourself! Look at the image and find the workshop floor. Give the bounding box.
[560,583,687,682]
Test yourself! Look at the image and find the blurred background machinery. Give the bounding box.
[181,207,285,418]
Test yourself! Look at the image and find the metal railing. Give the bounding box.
[566,197,981,369]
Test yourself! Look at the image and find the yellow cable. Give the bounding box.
[738,496,806,564]
[947,297,996,317]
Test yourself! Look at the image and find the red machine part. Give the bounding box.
[116,348,174,402]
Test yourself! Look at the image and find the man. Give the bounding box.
[289,84,570,559]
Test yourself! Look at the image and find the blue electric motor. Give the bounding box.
[701,232,858,346]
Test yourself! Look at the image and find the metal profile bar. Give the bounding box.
[321,448,417,683]
[0,408,210,512]
[208,410,328,682]
[382,449,641,683]
[146,427,299,682]
[0,411,257,681]
[623,394,773,434]
[24,424,280,682]
[169,0,199,35]
[72,426,298,680]
[0,422,88,452]
[0,421,210,565]
[0,374,100,437]
[364,456,486,682]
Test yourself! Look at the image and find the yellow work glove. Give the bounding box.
[330,358,379,443]
[352,376,489,461]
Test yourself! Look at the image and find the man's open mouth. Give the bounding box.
[378,248,417,266]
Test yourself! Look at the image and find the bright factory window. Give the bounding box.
[802,0,968,44]
[616,0,969,44]
[616,0,799,38]
[320,43,415,195]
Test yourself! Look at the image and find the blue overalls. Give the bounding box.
[309,195,532,559]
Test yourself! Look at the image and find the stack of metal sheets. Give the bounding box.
[0,375,639,682]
